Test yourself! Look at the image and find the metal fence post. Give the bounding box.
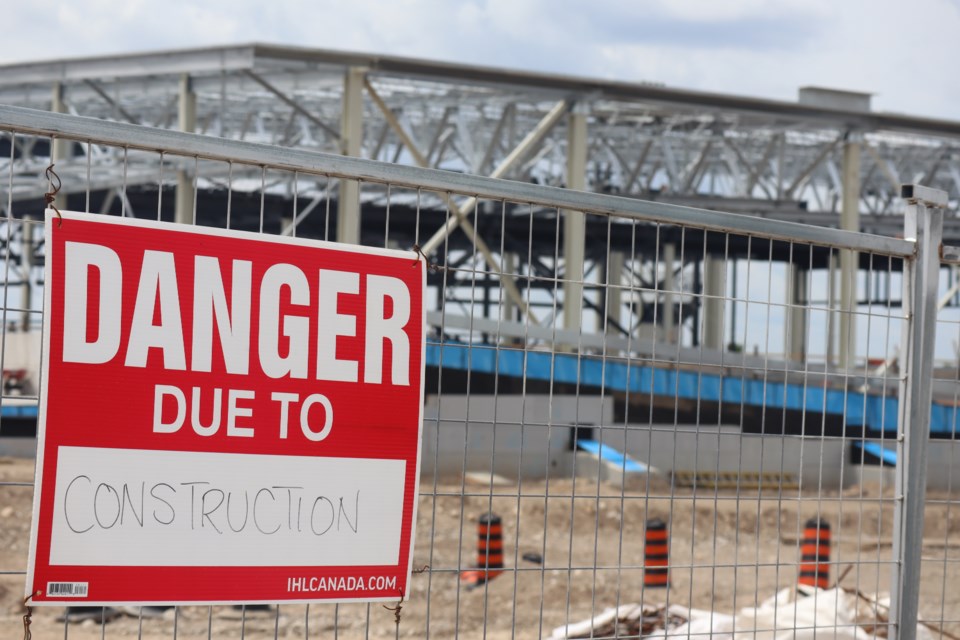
[889,184,948,640]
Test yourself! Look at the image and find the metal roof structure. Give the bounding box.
[0,43,957,235]
[0,44,957,367]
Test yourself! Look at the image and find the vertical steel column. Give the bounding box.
[42,82,70,327]
[20,216,32,330]
[728,257,737,350]
[827,253,837,365]
[337,67,365,245]
[839,133,861,369]
[606,251,624,335]
[889,184,946,640]
[702,254,724,350]
[787,264,808,361]
[663,243,676,343]
[50,82,68,210]
[175,73,196,225]
[502,252,517,326]
[562,103,587,332]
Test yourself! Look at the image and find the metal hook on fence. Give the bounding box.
[411,244,450,274]
[44,163,63,227]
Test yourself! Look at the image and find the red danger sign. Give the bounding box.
[26,210,426,605]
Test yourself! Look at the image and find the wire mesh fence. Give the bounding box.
[0,105,950,639]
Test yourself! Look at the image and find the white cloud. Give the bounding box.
[659,0,822,21]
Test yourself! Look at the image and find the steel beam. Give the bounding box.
[0,105,915,257]
[365,79,540,323]
[82,79,139,124]
[613,138,652,195]
[281,188,331,237]
[681,140,713,195]
[0,46,254,86]
[605,251,623,335]
[3,43,960,138]
[702,253,725,350]
[864,142,900,191]
[337,66,365,245]
[784,136,841,198]
[826,252,837,365]
[839,134,860,369]
[918,149,947,187]
[477,103,513,175]
[563,105,587,332]
[501,252,518,327]
[662,242,676,343]
[175,73,196,225]
[787,263,808,361]
[243,69,340,141]
[21,217,33,330]
[364,79,428,167]
[417,99,568,258]
[723,137,771,199]
[50,82,68,211]
[775,133,786,199]
[426,106,455,167]
[745,136,777,197]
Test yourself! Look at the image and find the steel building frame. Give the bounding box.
[1,44,959,368]
[0,102,952,640]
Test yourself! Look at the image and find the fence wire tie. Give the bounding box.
[22,593,35,640]
[411,244,450,274]
[412,564,430,574]
[382,589,404,627]
[44,163,63,227]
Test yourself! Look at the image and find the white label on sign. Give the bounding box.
[49,447,406,567]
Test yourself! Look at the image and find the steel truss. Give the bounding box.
[1,45,959,363]
[0,45,957,219]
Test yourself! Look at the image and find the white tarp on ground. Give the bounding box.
[548,585,934,640]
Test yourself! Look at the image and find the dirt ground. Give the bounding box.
[2,456,959,639]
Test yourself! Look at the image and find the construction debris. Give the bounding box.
[547,585,936,640]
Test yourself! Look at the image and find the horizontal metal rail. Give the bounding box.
[0,104,915,257]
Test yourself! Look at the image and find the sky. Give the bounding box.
[2,0,959,121]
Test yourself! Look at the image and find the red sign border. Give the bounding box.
[25,209,427,606]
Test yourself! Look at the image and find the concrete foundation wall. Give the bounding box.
[599,424,851,489]
[858,438,960,491]
[421,395,612,479]
[8,379,960,491]
[417,400,960,491]
[926,441,960,489]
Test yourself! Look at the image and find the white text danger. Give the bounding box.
[61,241,412,386]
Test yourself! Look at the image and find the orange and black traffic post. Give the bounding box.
[460,513,504,589]
[643,518,669,588]
[798,518,830,589]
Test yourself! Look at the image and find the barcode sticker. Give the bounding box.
[46,582,88,597]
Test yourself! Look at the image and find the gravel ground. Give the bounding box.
[2,456,958,639]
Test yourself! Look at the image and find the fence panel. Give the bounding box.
[916,188,960,640]
[0,106,937,639]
